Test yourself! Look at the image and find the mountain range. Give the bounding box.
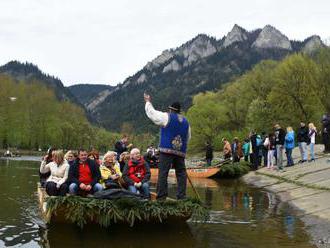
[75,24,324,132]
[0,24,325,133]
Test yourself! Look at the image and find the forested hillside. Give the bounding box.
[186,48,330,152]
[0,61,80,105]
[68,84,114,107]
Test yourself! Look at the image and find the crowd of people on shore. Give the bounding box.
[205,114,330,171]
[39,135,152,199]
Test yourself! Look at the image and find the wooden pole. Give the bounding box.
[186,172,201,201]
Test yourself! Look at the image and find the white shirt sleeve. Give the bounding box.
[40,160,50,174]
[145,101,169,127]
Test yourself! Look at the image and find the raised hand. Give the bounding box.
[144,93,151,102]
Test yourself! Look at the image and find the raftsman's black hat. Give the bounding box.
[168,102,181,113]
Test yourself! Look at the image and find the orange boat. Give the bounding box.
[150,166,221,178]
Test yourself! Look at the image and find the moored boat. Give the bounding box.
[150,166,221,178]
[150,158,232,178]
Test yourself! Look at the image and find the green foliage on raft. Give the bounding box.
[45,196,209,228]
[219,161,251,178]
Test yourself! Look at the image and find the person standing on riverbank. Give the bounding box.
[144,93,190,200]
[285,127,295,167]
[205,141,213,166]
[321,114,330,153]
[222,138,232,160]
[297,122,309,163]
[242,139,250,162]
[249,131,259,170]
[231,137,243,162]
[274,124,285,171]
[308,123,317,162]
[264,133,275,169]
[261,132,268,167]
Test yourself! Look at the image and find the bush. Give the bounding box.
[219,161,251,178]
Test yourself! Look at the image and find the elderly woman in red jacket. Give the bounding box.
[123,148,150,199]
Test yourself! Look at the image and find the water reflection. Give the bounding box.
[285,215,295,238]
[40,223,194,248]
[0,159,314,248]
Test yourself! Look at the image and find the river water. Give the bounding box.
[0,158,314,248]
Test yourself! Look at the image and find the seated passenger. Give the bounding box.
[88,149,101,166]
[39,147,56,187]
[64,150,76,167]
[144,149,159,168]
[40,150,69,196]
[68,149,103,195]
[119,151,130,172]
[100,151,123,189]
[123,148,151,199]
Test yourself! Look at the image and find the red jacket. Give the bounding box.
[123,157,151,185]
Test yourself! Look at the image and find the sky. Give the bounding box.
[0,0,329,86]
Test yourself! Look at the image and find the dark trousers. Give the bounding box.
[39,172,51,187]
[323,133,330,152]
[251,149,259,170]
[244,155,249,162]
[206,158,212,166]
[233,154,240,163]
[263,149,268,166]
[46,181,68,196]
[286,148,294,166]
[224,154,231,160]
[157,153,187,200]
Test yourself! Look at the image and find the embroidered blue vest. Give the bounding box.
[159,113,189,157]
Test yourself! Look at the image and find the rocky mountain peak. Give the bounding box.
[145,49,174,70]
[252,25,292,50]
[145,34,217,73]
[223,24,248,48]
[178,34,217,66]
[163,59,182,73]
[302,35,324,53]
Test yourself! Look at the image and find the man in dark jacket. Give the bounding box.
[205,141,213,166]
[297,122,309,163]
[249,131,259,170]
[68,149,102,195]
[322,114,330,153]
[274,124,286,170]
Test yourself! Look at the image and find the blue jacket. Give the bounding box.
[285,131,295,149]
[242,142,250,156]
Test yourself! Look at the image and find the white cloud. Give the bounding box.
[0,0,329,86]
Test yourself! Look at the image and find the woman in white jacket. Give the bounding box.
[40,150,69,196]
[308,123,317,162]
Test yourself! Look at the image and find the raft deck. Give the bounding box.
[37,184,205,227]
